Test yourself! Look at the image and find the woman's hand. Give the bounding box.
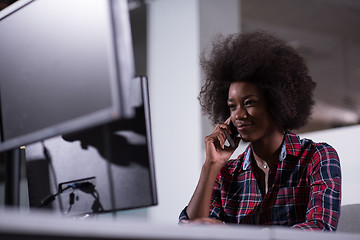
[204,118,240,167]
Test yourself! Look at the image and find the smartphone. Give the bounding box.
[225,120,238,147]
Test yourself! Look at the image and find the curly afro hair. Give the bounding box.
[198,31,316,131]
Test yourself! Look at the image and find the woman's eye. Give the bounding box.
[244,100,256,107]
[228,104,236,111]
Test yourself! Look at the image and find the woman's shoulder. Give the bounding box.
[293,133,340,166]
[312,142,340,166]
[284,132,340,167]
[297,135,338,155]
[287,132,337,153]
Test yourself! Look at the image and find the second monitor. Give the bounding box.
[25,76,157,216]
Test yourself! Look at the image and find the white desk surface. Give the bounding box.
[0,208,359,240]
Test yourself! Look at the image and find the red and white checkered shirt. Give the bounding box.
[180,132,341,231]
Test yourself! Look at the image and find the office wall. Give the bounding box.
[146,0,202,224]
[146,0,240,224]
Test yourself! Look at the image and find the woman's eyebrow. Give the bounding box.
[228,94,257,103]
[242,94,257,99]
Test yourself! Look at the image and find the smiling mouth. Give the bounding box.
[236,123,252,130]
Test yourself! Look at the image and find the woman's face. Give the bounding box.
[227,81,279,142]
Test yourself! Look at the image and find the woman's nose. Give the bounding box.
[234,106,247,120]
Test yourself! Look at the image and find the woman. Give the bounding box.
[179,32,341,231]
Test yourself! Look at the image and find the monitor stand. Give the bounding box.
[4,147,22,207]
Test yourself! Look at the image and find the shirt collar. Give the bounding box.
[283,131,302,157]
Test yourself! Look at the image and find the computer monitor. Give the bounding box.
[0,0,135,152]
[25,76,158,216]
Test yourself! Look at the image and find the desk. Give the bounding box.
[0,208,359,240]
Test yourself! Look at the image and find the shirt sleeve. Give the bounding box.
[292,143,341,231]
[208,172,224,221]
[179,207,190,222]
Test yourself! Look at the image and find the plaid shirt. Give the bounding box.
[180,132,341,231]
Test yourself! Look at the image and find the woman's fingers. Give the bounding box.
[217,131,227,149]
[206,123,232,150]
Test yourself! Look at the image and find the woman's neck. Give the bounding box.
[251,129,285,166]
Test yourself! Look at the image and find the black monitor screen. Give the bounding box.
[0,0,135,152]
[25,76,157,215]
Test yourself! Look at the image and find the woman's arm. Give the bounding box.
[184,120,240,221]
[186,160,224,220]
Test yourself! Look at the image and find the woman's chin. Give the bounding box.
[239,135,251,142]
